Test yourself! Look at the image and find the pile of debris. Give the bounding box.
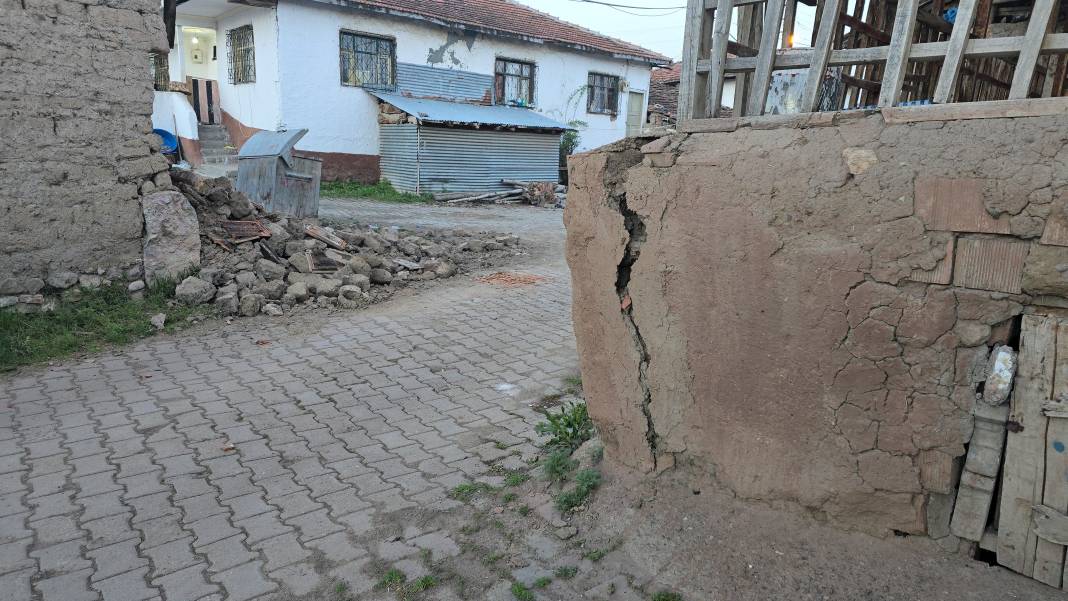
[160,169,521,317]
[433,179,567,208]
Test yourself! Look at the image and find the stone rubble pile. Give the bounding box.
[166,169,522,317]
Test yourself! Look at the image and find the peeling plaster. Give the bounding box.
[427,29,477,67]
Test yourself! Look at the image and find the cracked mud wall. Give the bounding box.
[566,110,1068,537]
[0,0,171,294]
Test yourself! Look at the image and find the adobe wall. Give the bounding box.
[565,106,1068,539]
[0,0,171,294]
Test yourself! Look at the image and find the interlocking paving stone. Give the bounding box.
[1,201,574,599]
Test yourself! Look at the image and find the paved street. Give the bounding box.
[0,200,576,600]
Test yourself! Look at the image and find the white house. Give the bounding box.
[156,0,668,189]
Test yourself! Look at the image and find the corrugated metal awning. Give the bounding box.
[371,92,570,131]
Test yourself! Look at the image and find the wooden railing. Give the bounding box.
[678,0,1067,120]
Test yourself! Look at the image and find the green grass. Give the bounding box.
[536,402,594,452]
[542,450,577,482]
[651,592,683,601]
[0,279,204,371]
[554,468,602,512]
[501,492,517,503]
[510,582,535,601]
[516,504,531,516]
[410,575,437,592]
[504,472,530,487]
[377,568,406,589]
[533,576,552,588]
[320,180,432,204]
[449,482,492,502]
[554,566,578,579]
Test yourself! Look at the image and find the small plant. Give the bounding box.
[502,492,517,503]
[411,575,438,592]
[536,402,593,451]
[555,566,578,579]
[555,468,602,511]
[377,568,406,589]
[449,482,491,501]
[533,576,552,588]
[494,441,509,450]
[516,504,531,516]
[483,552,505,565]
[320,179,432,204]
[651,592,683,601]
[542,450,577,482]
[563,374,583,392]
[511,581,535,601]
[419,548,433,564]
[584,548,608,562]
[504,472,530,487]
[334,581,348,593]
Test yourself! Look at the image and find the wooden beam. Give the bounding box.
[801,0,844,111]
[727,41,759,57]
[733,4,761,115]
[1034,320,1068,586]
[1009,0,1058,99]
[704,32,1068,73]
[878,0,921,107]
[932,0,979,103]
[838,12,891,44]
[746,0,787,115]
[783,0,797,47]
[705,0,735,117]
[678,0,707,121]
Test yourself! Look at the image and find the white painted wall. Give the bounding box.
[215,7,283,132]
[273,0,654,157]
[179,27,219,80]
[152,91,200,140]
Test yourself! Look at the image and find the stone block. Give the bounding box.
[1022,243,1068,296]
[142,191,200,284]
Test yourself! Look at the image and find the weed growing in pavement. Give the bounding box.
[0,278,206,370]
[482,552,505,565]
[542,450,578,482]
[555,468,602,511]
[502,492,517,503]
[510,581,535,601]
[516,504,531,516]
[536,402,594,451]
[563,374,583,392]
[651,592,683,601]
[377,568,406,589]
[419,548,433,565]
[410,575,437,592]
[449,482,492,501]
[494,441,509,450]
[533,576,552,588]
[555,565,578,579]
[504,471,530,487]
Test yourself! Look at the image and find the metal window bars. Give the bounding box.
[227,25,256,85]
[678,0,1068,121]
[340,32,396,89]
[494,58,536,106]
[151,52,169,92]
[588,73,621,113]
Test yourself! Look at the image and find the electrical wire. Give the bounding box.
[566,0,687,9]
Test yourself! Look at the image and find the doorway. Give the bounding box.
[626,91,645,137]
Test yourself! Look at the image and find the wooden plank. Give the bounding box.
[801,0,844,112]
[1035,320,1068,586]
[882,96,1068,123]
[1034,505,1068,546]
[707,33,1068,73]
[839,11,891,44]
[733,4,760,115]
[678,0,707,122]
[877,0,920,107]
[1009,0,1058,99]
[706,0,735,117]
[998,315,1056,575]
[933,0,979,103]
[783,0,797,47]
[746,0,785,116]
[951,403,1011,541]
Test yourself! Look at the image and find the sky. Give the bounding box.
[510,0,817,61]
[511,0,690,61]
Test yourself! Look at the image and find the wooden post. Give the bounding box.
[733,4,760,115]
[747,0,788,115]
[877,0,920,107]
[783,0,797,47]
[801,0,844,112]
[706,0,735,117]
[1009,0,1058,99]
[932,0,979,103]
[1034,321,1068,587]
[678,0,707,121]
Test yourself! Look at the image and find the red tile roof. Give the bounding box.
[341,0,671,63]
[651,62,682,83]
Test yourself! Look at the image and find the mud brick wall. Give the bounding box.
[565,109,1068,539]
[0,0,170,294]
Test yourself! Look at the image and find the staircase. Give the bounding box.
[196,123,238,177]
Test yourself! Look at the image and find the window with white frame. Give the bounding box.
[587,73,620,114]
[340,31,396,89]
[226,25,255,84]
[494,58,535,106]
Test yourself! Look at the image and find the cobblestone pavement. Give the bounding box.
[0,200,577,600]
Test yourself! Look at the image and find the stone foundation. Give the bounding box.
[565,103,1068,539]
[0,0,172,295]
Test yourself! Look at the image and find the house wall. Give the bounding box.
[271,0,653,181]
[180,27,220,80]
[0,0,171,295]
[216,7,282,135]
[565,104,1068,541]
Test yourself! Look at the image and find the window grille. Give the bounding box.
[151,52,169,92]
[340,32,396,89]
[227,25,256,84]
[494,58,535,106]
[587,73,620,114]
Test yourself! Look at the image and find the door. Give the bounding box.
[188,77,220,125]
[625,91,645,137]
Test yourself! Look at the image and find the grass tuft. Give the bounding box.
[410,575,437,592]
[510,581,535,601]
[554,565,578,579]
[504,472,530,487]
[533,576,552,588]
[651,592,683,601]
[0,279,204,371]
[320,180,432,204]
[377,568,406,589]
[542,450,577,482]
[555,468,602,512]
[448,482,492,502]
[535,402,593,452]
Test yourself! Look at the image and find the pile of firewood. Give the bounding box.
[433,179,567,207]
